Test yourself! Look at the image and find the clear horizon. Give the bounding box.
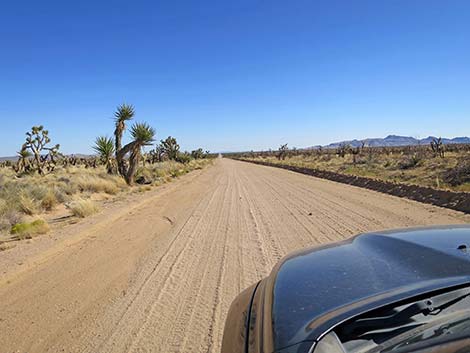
[1,0,469,156]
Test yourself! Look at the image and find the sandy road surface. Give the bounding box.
[0,158,468,353]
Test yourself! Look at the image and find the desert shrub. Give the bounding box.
[135,167,154,184]
[170,169,186,178]
[0,217,11,232]
[52,187,69,203]
[75,175,123,195]
[0,198,7,216]
[68,199,100,218]
[28,185,48,200]
[355,157,367,165]
[443,160,470,186]
[60,180,79,195]
[175,152,192,164]
[0,199,11,231]
[398,154,422,170]
[18,193,39,215]
[10,219,50,239]
[40,189,58,211]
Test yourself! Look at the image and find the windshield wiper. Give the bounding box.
[344,287,470,336]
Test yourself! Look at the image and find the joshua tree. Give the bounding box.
[117,123,155,185]
[20,125,61,175]
[93,136,115,174]
[278,143,288,160]
[431,137,445,158]
[150,145,165,163]
[114,104,135,175]
[351,146,361,165]
[160,136,180,160]
[337,143,349,158]
[191,148,204,159]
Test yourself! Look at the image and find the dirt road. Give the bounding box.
[0,158,467,353]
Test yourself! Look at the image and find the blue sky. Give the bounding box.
[1,0,469,155]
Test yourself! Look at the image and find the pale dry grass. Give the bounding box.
[68,199,100,218]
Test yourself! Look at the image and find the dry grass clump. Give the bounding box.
[75,175,124,195]
[40,189,59,211]
[18,193,39,215]
[67,199,100,218]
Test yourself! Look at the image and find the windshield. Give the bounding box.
[315,286,470,353]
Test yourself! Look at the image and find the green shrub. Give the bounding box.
[10,219,50,239]
[175,152,192,164]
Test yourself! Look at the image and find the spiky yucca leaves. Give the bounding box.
[117,123,156,185]
[130,122,155,145]
[93,136,116,174]
[15,148,32,174]
[114,104,135,175]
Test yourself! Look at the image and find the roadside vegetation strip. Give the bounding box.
[0,103,216,244]
[232,158,470,214]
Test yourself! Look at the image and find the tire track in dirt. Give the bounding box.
[0,158,467,353]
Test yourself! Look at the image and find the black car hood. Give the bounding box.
[268,225,470,351]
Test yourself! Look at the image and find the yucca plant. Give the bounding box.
[117,122,156,185]
[114,104,135,175]
[93,136,116,174]
[15,148,32,174]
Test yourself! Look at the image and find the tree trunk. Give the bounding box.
[115,124,126,176]
[125,146,141,185]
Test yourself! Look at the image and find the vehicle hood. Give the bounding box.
[268,225,470,351]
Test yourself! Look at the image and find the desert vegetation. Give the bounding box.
[0,104,214,246]
[228,140,470,193]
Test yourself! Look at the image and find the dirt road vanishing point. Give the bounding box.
[0,158,468,353]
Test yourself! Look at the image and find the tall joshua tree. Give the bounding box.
[20,125,61,175]
[93,136,115,174]
[114,104,135,175]
[117,123,155,185]
[277,143,288,160]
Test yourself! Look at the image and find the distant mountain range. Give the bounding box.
[308,135,470,149]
